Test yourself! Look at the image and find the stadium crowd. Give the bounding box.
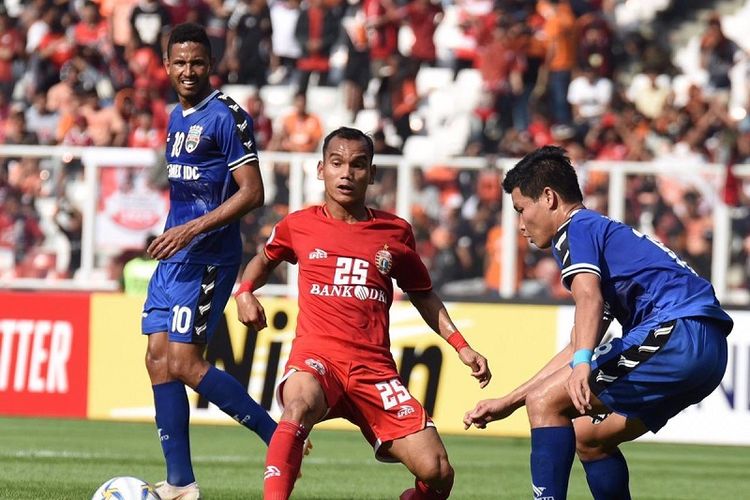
[0,0,749,303]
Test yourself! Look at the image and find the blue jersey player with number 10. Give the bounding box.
[141,23,276,500]
[464,146,733,500]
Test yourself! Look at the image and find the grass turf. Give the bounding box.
[0,417,748,499]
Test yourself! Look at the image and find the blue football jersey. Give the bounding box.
[551,209,732,335]
[163,90,259,265]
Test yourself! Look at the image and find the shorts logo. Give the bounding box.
[185,124,203,153]
[396,405,415,418]
[309,248,328,260]
[264,465,281,480]
[375,244,392,275]
[305,358,326,375]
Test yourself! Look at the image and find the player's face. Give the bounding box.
[511,187,556,249]
[165,41,212,107]
[317,137,374,208]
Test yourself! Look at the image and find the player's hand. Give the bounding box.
[148,223,198,260]
[458,347,491,388]
[462,397,515,430]
[236,292,268,331]
[566,364,592,415]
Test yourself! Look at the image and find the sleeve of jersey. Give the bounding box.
[218,109,259,171]
[263,218,298,264]
[393,225,432,292]
[558,218,602,290]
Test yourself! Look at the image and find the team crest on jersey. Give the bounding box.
[375,244,393,275]
[185,124,203,153]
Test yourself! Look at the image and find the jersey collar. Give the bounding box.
[182,89,219,117]
[321,204,374,221]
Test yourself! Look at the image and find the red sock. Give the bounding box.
[263,420,308,500]
[412,478,453,500]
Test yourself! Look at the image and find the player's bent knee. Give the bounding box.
[415,453,453,488]
[281,397,321,424]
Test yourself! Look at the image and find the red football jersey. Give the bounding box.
[264,205,432,359]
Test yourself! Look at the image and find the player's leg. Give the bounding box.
[264,370,328,500]
[387,427,454,500]
[524,366,612,500]
[574,414,648,500]
[168,263,277,444]
[143,263,196,492]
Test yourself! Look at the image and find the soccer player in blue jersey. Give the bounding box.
[141,23,276,500]
[463,146,733,500]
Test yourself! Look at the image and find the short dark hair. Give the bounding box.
[166,23,211,58]
[502,145,583,203]
[322,127,374,163]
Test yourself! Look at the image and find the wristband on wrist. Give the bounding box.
[446,331,470,352]
[570,348,593,368]
[234,280,255,297]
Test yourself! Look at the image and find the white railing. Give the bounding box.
[0,145,742,304]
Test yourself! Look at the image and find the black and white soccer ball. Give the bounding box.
[91,476,160,500]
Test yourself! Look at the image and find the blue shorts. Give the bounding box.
[141,261,238,344]
[589,317,729,432]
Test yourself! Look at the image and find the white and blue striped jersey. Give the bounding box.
[551,209,732,335]
[163,90,259,265]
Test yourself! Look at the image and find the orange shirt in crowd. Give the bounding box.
[539,0,576,72]
[281,112,323,152]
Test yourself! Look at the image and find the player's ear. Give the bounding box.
[369,164,376,185]
[316,160,324,180]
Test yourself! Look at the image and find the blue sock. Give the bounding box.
[582,449,631,500]
[153,381,195,487]
[530,426,576,500]
[195,365,277,444]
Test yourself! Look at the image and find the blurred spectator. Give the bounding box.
[73,1,111,55]
[399,0,443,74]
[372,128,400,155]
[122,234,158,294]
[246,93,273,151]
[364,0,399,83]
[626,66,672,119]
[272,91,323,152]
[538,0,576,125]
[25,91,59,145]
[377,54,418,144]
[429,225,462,292]
[225,0,273,88]
[128,109,165,149]
[567,61,613,127]
[53,196,83,277]
[0,6,23,100]
[130,0,171,58]
[519,256,569,300]
[35,10,75,93]
[269,0,302,85]
[0,190,44,270]
[342,5,370,117]
[80,88,128,146]
[295,0,340,94]
[2,104,38,144]
[700,12,739,93]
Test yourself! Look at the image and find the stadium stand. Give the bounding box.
[1,0,750,305]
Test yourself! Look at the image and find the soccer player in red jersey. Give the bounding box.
[235,127,492,500]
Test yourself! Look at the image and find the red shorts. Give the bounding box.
[277,347,434,462]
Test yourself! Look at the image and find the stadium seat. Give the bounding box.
[415,66,454,97]
[220,84,257,111]
[454,69,483,113]
[259,85,296,120]
[307,86,346,118]
[353,109,381,134]
[402,135,441,165]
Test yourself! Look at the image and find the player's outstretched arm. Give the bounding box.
[407,289,491,388]
[148,160,264,260]
[463,341,575,430]
[235,251,280,331]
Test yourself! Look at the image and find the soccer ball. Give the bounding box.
[91,476,160,500]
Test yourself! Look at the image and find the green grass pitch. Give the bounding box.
[1,416,748,499]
